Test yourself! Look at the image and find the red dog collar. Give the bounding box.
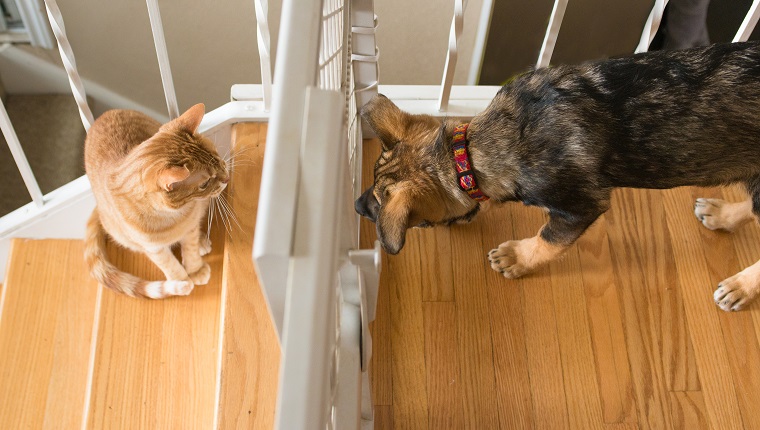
[452,123,489,201]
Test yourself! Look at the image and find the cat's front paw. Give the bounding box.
[199,235,212,256]
[188,263,211,285]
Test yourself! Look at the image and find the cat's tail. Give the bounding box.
[84,208,193,299]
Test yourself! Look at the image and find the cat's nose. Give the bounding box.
[220,177,229,184]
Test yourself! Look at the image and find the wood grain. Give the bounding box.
[509,203,569,430]
[663,187,743,429]
[669,391,709,430]
[578,217,636,424]
[216,123,280,429]
[480,206,534,430]
[0,239,99,429]
[449,220,500,429]
[422,302,462,429]
[387,229,429,429]
[86,210,223,429]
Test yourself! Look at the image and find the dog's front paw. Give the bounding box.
[714,271,760,311]
[694,198,749,232]
[188,263,211,285]
[487,241,532,278]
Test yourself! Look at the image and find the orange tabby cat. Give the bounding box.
[84,104,229,298]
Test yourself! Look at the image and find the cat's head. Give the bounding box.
[135,104,230,210]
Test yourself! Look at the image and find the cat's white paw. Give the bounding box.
[200,235,212,256]
[146,280,193,298]
[188,263,211,285]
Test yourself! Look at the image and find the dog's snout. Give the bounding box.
[355,186,379,222]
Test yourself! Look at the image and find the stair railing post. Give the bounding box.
[145,0,179,120]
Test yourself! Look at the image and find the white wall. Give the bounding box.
[2,0,484,115]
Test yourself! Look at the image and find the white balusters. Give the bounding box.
[145,0,179,119]
[43,0,94,130]
[735,0,760,42]
[253,0,273,111]
[636,0,669,53]
[536,0,569,69]
[438,0,467,111]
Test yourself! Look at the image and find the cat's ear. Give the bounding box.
[159,165,191,191]
[163,103,205,133]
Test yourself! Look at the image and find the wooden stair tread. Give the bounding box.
[86,220,224,429]
[0,239,99,429]
[216,122,279,429]
[0,122,279,429]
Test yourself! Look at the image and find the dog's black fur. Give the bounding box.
[356,41,760,311]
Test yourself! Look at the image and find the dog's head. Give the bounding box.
[355,94,480,254]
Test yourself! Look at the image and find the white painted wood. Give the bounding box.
[636,0,669,53]
[253,0,273,111]
[145,0,179,120]
[275,87,345,430]
[438,0,467,111]
[16,0,55,49]
[536,0,568,69]
[467,0,493,85]
[0,176,95,281]
[253,0,324,340]
[44,0,94,130]
[734,0,760,42]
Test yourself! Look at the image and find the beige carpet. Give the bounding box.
[0,94,87,217]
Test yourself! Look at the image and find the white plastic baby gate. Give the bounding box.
[3,0,760,428]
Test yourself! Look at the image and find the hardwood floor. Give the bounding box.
[362,138,760,430]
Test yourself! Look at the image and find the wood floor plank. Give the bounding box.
[509,204,569,430]
[373,405,393,430]
[0,239,99,429]
[548,239,605,430]
[578,217,637,424]
[721,186,760,351]
[606,189,683,430]
[87,215,223,429]
[387,229,429,429]
[422,302,462,429]
[669,391,709,430]
[690,187,760,430]
[216,123,280,429]
[662,187,743,429]
[479,206,534,430]
[449,220,500,429]
[419,227,455,302]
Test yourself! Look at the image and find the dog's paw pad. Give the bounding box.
[487,241,529,278]
[714,274,759,312]
[188,263,211,285]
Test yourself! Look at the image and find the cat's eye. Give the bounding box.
[199,178,211,190]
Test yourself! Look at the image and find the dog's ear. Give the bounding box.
[376,186,412,254]
[361,94,408,151]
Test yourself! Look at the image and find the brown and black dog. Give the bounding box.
[355,41,760,312]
